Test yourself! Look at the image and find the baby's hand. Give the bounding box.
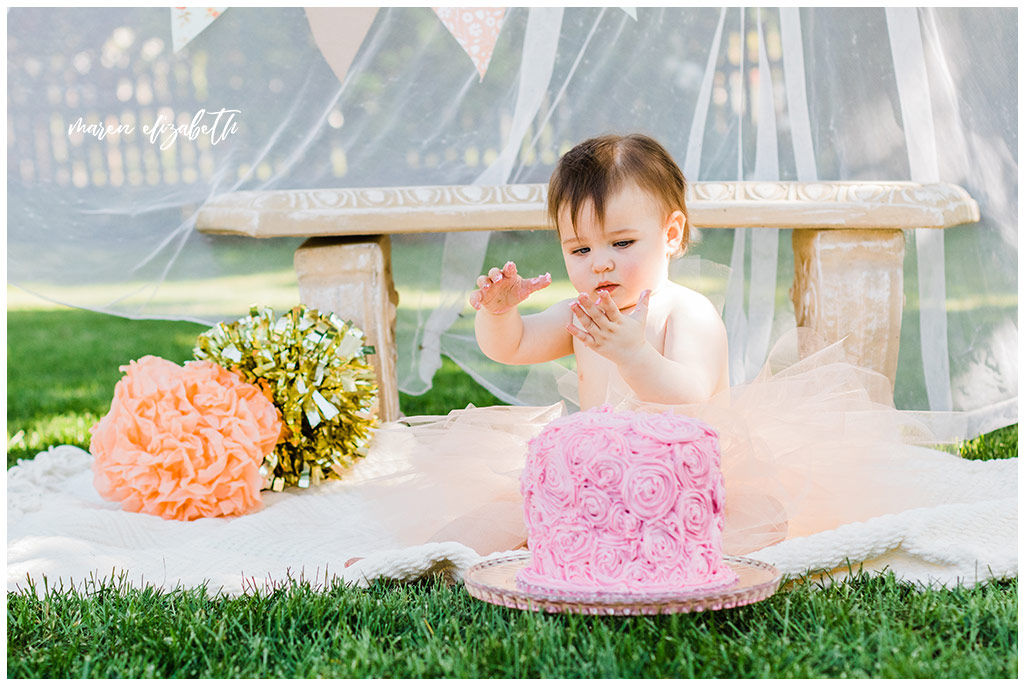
[469,261,551,315]
[567,289,651,364]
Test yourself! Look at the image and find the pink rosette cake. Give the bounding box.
[517,406,738,594]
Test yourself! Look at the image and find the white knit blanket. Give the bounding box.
[7,446,1017,596]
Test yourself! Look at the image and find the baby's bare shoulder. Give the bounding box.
[658,282,728,375]
[659,282,723,329]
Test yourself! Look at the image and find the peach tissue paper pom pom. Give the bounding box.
[89,355,283,521]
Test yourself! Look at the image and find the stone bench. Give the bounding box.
[196,181,980,421]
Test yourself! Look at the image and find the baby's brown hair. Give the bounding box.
[547,133,691,256]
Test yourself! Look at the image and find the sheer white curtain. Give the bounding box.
[7,7,1017,438]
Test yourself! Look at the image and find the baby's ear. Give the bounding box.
[665,210,686,254]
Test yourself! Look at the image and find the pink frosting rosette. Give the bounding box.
[639,519,686,564]
[523,495,549,533]
[621,460,679,520]
[523,428,559,484]
[591,533,637,584]
[583,453,626,490]
[559,560,596,586]
[547,515,592,567]
[674,438,715,487]
[561,425,630,476]
[537,457,577,509]
[577,485,615,527]
[592,548,629,584]
[679,489,715,540]
[621,558,660,592]
[631,410,703,444]
[625,433,676,463]
[519,443,544,503]
[90,356,283,521]
[607,502,643,537]
[686,543,715,581]
[520,547,553,581]
[566,404,616,427]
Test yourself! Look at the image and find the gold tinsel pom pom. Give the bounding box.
[194,305,378,491]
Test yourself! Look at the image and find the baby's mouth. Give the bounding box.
[595,282,619,295]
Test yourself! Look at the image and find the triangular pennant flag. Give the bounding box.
[305,8,379,86]
[620,8,637,21]
[433,7,507,81]
[171,7,227,53]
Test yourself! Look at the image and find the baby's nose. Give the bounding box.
[591,250,613,272]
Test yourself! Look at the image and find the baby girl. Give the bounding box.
[471,133,729,408]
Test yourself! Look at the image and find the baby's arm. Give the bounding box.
[623,298,728,403]
[571,289,727,403]
[472,261,574,365]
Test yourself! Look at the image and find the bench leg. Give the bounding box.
[294,235,401,422]
[790,229,905,392]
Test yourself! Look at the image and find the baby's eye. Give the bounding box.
[613,240,634,248]
[571,246,590,255]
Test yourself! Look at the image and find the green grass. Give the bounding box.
[6,310,209,467]
[5,309,503,468]
[6,308,1018,678]
[6,572,1017,679]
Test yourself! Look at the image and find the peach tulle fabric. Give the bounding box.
[348,330,1000,558]
[90,356,283,521]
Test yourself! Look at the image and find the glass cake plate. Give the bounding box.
[464,552,780,615]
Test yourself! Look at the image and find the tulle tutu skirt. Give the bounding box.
[342,331,1016,560]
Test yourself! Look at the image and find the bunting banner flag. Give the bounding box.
[305,8,380,87]
[432,7,507,81]
[620,8,637,21]
[171,7,227,53]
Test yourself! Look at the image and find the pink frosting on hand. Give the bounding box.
[517,405,737,593]
[90,356,283,521]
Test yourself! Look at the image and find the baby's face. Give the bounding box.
[557,184,684,312]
